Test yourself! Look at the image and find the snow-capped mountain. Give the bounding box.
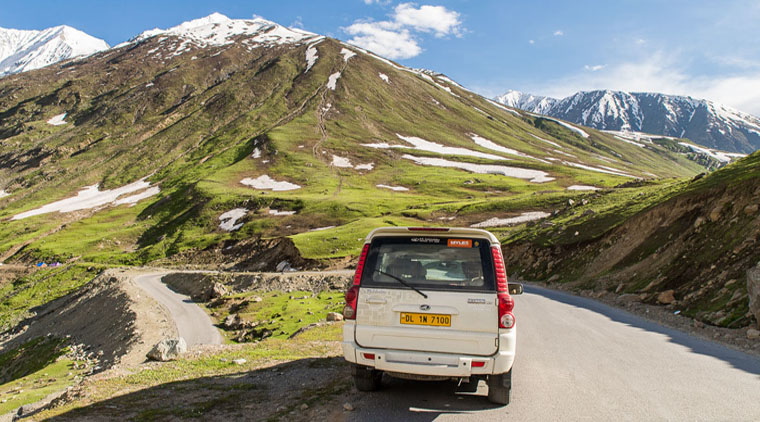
[122,12,320,51]
[0,25,109,77]
[496,90,760,153]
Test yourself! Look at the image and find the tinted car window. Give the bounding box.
[361,236,496,291]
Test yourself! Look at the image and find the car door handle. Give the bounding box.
[366,297,387,304]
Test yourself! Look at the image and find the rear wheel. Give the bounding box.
[487,369,512,405]
[352,364,382,392]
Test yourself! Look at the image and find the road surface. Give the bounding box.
[348,285,760,421]
[133,273,223,346]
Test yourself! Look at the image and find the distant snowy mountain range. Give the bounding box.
[0,25,108,76]
[496,90,760,153]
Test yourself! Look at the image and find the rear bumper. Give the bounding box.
[342,322,516,376]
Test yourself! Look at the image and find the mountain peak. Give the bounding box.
[128,12,318,49]
[495,89,760,153]
[0,24,108,77]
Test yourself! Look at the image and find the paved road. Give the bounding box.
[348,285,760,421]
[133,273,223,346]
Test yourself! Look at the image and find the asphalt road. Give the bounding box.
[347,285,760,421]
[133,273,223,346]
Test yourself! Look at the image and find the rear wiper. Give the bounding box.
[375,269,428,299]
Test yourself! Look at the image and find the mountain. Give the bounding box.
[496,90,760,154]
[0,13,719,271]
[0,25,109,77]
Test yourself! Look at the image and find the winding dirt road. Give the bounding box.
[133,273,223,346]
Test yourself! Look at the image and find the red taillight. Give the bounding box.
[345,244,369,320]
[491,246,508,292]
[353,244,370,285]
[493,246,515,328]
[498,292,515,329]
[472,361,486,368]
[363,353,375,360]
[343,285,359,320]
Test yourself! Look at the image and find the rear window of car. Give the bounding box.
[360,236,496,292]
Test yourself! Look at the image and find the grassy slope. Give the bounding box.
[503,151,760,327]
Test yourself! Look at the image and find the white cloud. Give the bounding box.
[584,64,606,72]
[344,22,422,59]
[529,39,535,45]
[534,52,760,115]
[553,30,564,36]
[290,16,304,29]
[363,0,390,4]
[393,3,462,37]
[344,3,463,59]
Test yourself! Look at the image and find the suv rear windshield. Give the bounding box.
[360,236,496,292]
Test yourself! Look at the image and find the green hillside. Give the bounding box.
[0,34,715,271]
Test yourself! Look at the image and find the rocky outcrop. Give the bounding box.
[147,338,187,361]
[748,262,760,328]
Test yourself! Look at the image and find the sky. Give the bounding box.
[2,0,760,114]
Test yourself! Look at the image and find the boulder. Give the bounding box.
[147,338,187,361]
[210,283,228,299]
[327,312,344,322]
[747,329,760,340]
[616,294,639,304]
[744,204,759,215]
[748,262,760,328]
[657,290,676,305]
[223,314,240,329]
[709,205,722,222]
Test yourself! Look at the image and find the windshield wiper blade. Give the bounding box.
[375,269,428,299]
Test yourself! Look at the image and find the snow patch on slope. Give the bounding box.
[471,211,550,228]
[12,178,159,220]
[363,134,506,161]
[376,184,409,192]
[327,72,341,90]
[401,154,554,183]
[47,113,67,126]
[240,175,301,191]
[219,208,247,231]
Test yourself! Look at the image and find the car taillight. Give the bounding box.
[491,246,508,291]
[343,285,359,320]
[493,246,515,329]
[472,361,486,368]
[345,244,369,320]
[353,244,370,285]
[407,227,450,232]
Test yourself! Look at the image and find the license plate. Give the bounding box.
[400,312,451,327]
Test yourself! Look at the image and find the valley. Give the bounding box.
[1,11,759,421]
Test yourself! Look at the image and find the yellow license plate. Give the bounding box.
[400,312,451,327]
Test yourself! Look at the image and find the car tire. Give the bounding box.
[352,365,382,392]
[487,369,512,405]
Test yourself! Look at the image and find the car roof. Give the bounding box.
[365,227,500,245]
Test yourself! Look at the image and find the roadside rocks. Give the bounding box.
[748,262,760,328]
[748,328,760,340]
[326,312,344,322]
[147,338,187,361]
[657,290,676,305]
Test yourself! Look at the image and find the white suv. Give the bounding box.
[341,227,522,405]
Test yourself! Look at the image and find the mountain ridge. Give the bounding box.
[0,25,108,77]
[496,89,760,154]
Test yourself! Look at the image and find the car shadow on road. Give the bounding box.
[525,285,760,377]
[347,376,503,422]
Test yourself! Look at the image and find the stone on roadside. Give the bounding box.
[210,282,228,299]
[223,314,240,329]
[343,403,354,411]
[327,312,344,322]
[657,290,676,305]
[147,338,187,361]
[747,329,760,340]
[300,403,309,410]
[252,296,263,303]
[747,262,760,328]
[233,358,247,365]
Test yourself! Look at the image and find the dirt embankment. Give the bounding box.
[505,182,760,329]
[161,270,353,301]
[0,269,176,370]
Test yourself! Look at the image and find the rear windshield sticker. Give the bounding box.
[411,237,441,243]
[447,239,472,248]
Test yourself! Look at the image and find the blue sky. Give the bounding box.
[3,0,760,114]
